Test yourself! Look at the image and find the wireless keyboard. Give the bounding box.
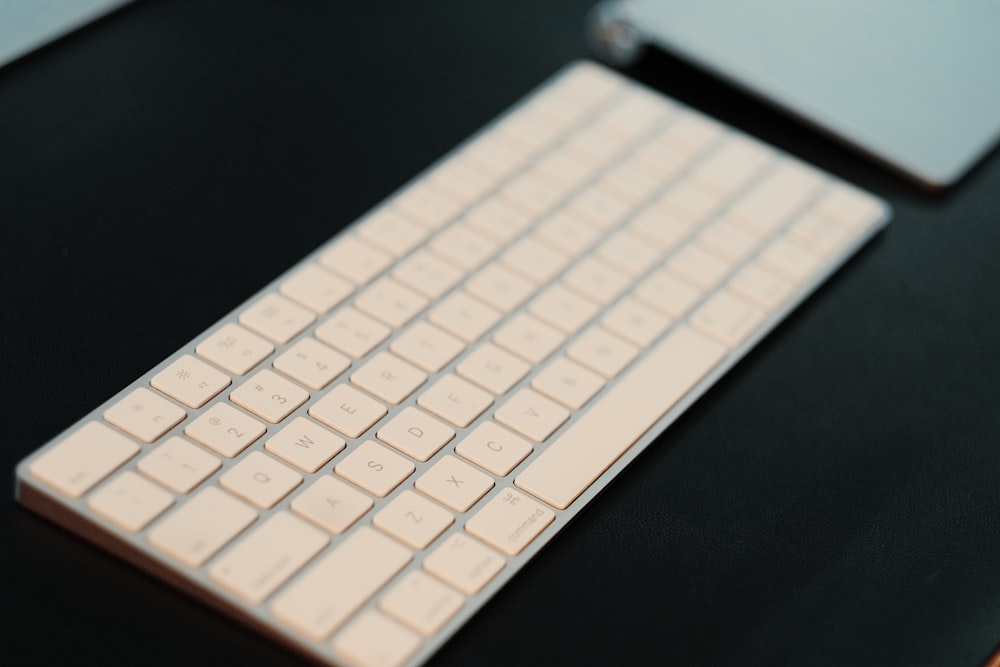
[15,61,889,667]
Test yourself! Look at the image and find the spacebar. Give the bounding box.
[515,326,726,510]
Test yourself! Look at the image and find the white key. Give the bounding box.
[423,533,506,595]
[601,297,670,348]
[657,111,723,156]
[697,216,760,264]
[219,451,302,509]
[392,249,464,299]
[209,511,328,604]
[533,150,593,191]
[418,374,493,428]
[493,312,565,364]
[357,208,430,257]
[531,357,605,410]
[265,416,346,473]
[595,230,662,277]
[428,291,501,342]
[728,263,795,311]
[566,326,638,378]
[633,269,702,319]
[104,387,186,443]
[88,470,174,532]
[332,610,421,667]
[196,323,274,376]
[599,161,661,206]
[465,487,554,556]
[527,283,599,335]
[273,337,350,390]
[787,212,851,257]
[393,182,462,229]
[320,236,392,286]
[151,354,230,409]
[355,277,429,328]
[291,475,373,534]
[239,293,315,344]
[137,436,221,494]
[426,157,496,205]
[656,179,721,225]
[499,236,569,285]
[691,291,765,348]
[463,135,526,180]
[465,263,535,313]
[185,402,266,458]
[666,244,732,291]
[535,211,601,257]
[230,368,309,423]
[516,326,725,509]
[814,184,886,232]
[689,135,772,197]
[309,383,387,438]
[389,321,465,373]
[758,237,823,282]
[377,406,455,462]
[456,342,531,395]
[562,256,630,305]
[279,264,353,314]
[335,440,415,497]
[380,570,465,637]
[315,306,391,359]
[729,160,824,235]
[564,127,622,170]
[454,421,533,477]
[272,526,412,641]
[494,388,570,442]
[24,422,129,499]
[565,186,631,230]
[148,486,257,567]
[415,454,494,512]
[463,197,533,244]
[373,489,454,549]
[350,352,427,405]
[429,224,498,271]
[628,206,695,252]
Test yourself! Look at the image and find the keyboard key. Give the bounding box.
[380,570,464,637]
[315,306,391,359]
[454,421,533,477]
[291,475,373,534]
[309,383,387,439]
[104,387,186,443]
[600,297,670,348]
[185,402,266,457]
[666,244,732,291]
[389,321,465,373]
[208,511,328,604]
[690,291,765,348]
[265,416,345,473]
[148,486,257,567]
[373,489,454,549]
[428,291,501,343]
[456,342,531,395]
[595,230,662,277]
[137,436,221,494]
[196,323,274,376]
[350,352,427,405]
[492,312,565,364]
[320,235,392,286]
[279,264,354,314]
[150,354,230,409]
[423,532,506,595]
[527,283,599,334]
[566,326,638,378]
[465,263,535,313]
[393,181,462,229]
[335,440,414,497]
[516,326,725,509]
[633,269,702,319]
[29,422,139,498]
[219,451,302,508]
[531,356,605,410]
[465,487,554,556]
[463,197,532,243]
[377,406,455,462]
[494,388,569,442]
[429,224,498,271]
[332,610,421,667]
[357,208,430,257]
[499,236,569,284]
[88,470,174,532]
[728,262,795,311]
[758,237,823,282]
[415,454,494,512]
[229,369,309,423]
[562,256,630,304]
[272,526,411,641]
[392,249,463,299]
[273,337,350,390]
[240,293,315,344]
[418,374,493,428]
[355,277,429,328]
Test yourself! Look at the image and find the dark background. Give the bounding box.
[3,1,1000,665]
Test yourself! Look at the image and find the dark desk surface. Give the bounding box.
[4,1,1000,665]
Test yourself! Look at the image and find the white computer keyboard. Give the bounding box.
[15,61,889,667]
